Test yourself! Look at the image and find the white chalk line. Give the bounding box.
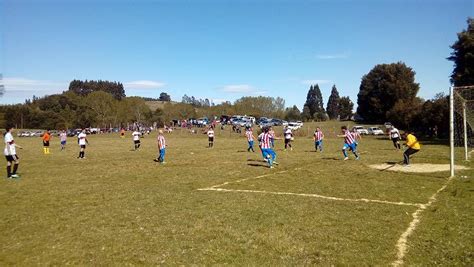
[198,187,423,207]
[391,176,454,267]
[208,170,288,189]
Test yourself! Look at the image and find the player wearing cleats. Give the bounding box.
[155,130,166,164]
[207,127,215,148]
[389,126,401,149]
[338,126,360,160]
[313,127,324,152]
[245,127,256,152]
[284,127,293,151]
[42,129,51,154]
[402,131,420,166]
[59,130,67,151]
[132,130,141,150]
[77,129,89,159]
[4,126,22,179]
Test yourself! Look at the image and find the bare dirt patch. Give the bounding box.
[369,163,470,173]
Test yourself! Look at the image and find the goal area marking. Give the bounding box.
[197,168,454,266]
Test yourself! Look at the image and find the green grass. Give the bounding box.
[0,122,472,265]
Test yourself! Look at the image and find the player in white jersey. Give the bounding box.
[59,130,67,151]
[283,127,293,151]
[389,126,401,149]
[154,130,166,164]
[313,127,324,152]
[245,127,256,152]
[77,129,89,159]
[207,126,215,148]
[132,130,141,150]
[4,126,22,178]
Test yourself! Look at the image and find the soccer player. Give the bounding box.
[245,127,256,152]
[4,126,22,179]
[257,130,266,161]
[338,126,360,160]
[154,130,166,164]
[77,129,89,159]
[269,126,275,148]
[313,127,324,152]
[260,127,279,168]
[402,131,420,166]
[207,126,215,148]
[59,130,67,151]
[283,126,293,151]
[42,129,51,154]
[389,126,401,149]
[132,129,141,150]
[351,128,362,148]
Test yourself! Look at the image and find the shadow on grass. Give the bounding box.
[322,157,339,161]
[247,163,268,168]
[247,159,267,163]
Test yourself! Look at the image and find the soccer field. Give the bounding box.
[1,124,472,265]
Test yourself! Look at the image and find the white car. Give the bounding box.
[287,122,302,130]
[352,126,369,135]
[368,127,384,135]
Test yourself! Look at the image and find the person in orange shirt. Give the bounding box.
[42,129,51,154]
[120,128,125,138]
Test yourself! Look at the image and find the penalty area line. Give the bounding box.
[391,175,454,267]
[208,170,288,189]
[197,187,423,208]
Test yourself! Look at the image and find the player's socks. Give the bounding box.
[7,166,11,178]
[12,164,18,174]
[342,149,348,158]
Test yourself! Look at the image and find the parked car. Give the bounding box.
[270,118,283,126]
[287,122,302,131]
[368,127,384,135]
[196,118,209,127]
[18,131,32,137]
[352,126,369,135]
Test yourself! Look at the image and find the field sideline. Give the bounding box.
[1,122,472,265]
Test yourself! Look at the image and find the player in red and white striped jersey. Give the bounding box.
[260,127,279,168]
[338,126,360,160]
[154,130,166,164]
[313,127,324,152]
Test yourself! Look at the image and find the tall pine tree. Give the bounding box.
[326,85,340,120]
[303,84,325,120]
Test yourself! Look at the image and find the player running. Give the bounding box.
[389,126,401,149]
[283,127,293,151]
[338,126,360,160]
[77,129,89,159]
[245,127,256,152]
[42,129,51,154]
[207,126,215,148]
[260,127,279,168]
[402,131,420,166]
[351,128,362,149]
[132,129,141,150]
[154,130,166,164]
[4,126,23,179]
[313,127,324,152]
[59,130,67,151]
[269,126,275,148]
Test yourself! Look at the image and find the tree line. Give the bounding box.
[1,18,472,138]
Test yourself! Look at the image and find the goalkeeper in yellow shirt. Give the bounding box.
[402,131,420,166]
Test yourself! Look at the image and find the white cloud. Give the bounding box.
[2,77,67,91]
[316,53,350,60]
[301,79,331,85]
[221,84,255,93]
[124,80,166,89]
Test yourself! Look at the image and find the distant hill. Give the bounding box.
[145,100,177,111]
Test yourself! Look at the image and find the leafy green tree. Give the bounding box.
[357,62,419,123]
[301,105,312,121]
[448,18,474,86]
[326,85,340,120]
[68,79,125,100]
[159,92,171,102]
[386,97,423,130]
[338,96,354,120]
[284,105,301,121]
[86,91,116,127]
[418,93,449,138]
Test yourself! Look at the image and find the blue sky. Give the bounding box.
[1,0,472,110]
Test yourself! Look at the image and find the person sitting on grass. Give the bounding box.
[402,131,420,167]
[338,126,360,161]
